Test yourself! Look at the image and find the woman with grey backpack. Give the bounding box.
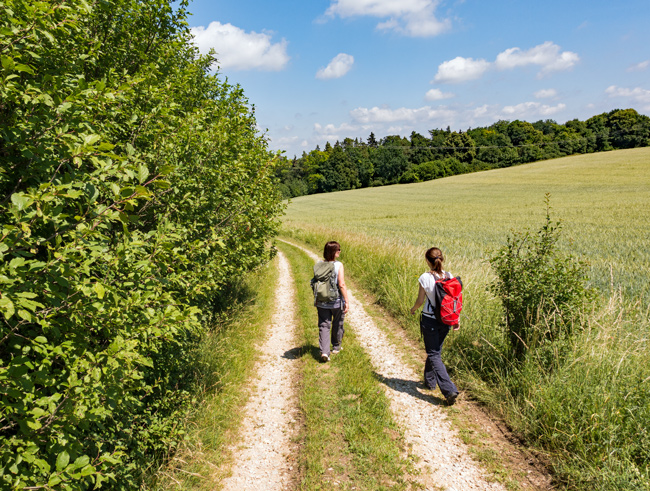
[311,241,350,362]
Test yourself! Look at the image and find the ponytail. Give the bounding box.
[425,247,444,277]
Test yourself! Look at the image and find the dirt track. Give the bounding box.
[219,241,553,490]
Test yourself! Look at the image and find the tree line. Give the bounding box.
[276,108,650,198]
[0,0,283,488]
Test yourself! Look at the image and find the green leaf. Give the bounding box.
[11,193,33,211]
[0,297,15,319]
[74,455,90,468]
[153,179,171,189]
[1,55,15,71]
[48,474,63,486]
[138,164,149,184]
[9,257,26,269]
[15,63,35,75]
[56,451,70,472]
[159,164,174,175]
[15,291,38,299]
[94,282,105,299]
[41,30,55,43]
[84,134,101,146]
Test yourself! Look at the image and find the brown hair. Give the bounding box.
[323,241,341,261]
[425,247,444,277]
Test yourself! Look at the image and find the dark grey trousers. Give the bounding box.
[421,314,458,397]
[317,306,345,356]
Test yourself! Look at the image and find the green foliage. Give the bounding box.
[0,0,283,488]
[489,195,595,359]
[275,109,650,198]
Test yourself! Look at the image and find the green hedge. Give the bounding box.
[0,0,283,488]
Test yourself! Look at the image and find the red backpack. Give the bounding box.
[430,273,463,325]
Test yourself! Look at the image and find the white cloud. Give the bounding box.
[316,53,355,79]
[627,60,650,72]
[425,88,454,101]
[472,104,490,118]
[433,42,579,85]
[433,56,490,83]
[606,85,650,109]
[501,101,567,118]
[274,135,301,146]
[534,88,557,99]
[314,122,363,141]
[495,41,579,76]
[190,22,289,71]
[325,0,450,37]
[350,105,456,124]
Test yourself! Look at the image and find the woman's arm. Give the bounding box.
[410,284,427,315]
[338,264,350,313]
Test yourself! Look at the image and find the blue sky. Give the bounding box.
[187,0,650,158]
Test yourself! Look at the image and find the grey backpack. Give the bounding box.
[311,261,340,304]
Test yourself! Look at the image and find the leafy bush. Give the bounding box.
[0,0,283,488]
[489,195,594,359]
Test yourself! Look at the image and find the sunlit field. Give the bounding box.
[284,147,650,301]
[281,147,650,490]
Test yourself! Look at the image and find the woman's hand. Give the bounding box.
[411,285,426,315]
[452,323,460,331]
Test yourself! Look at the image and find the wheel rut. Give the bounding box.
[219,250,300,491]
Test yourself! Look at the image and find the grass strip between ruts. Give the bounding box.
[278,241,421,491]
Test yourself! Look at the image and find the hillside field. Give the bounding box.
[283,147,650,302]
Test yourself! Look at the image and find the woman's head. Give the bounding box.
[324,241,341,261]
[425,247,444,275]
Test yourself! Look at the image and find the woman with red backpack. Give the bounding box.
[409,247,461,405]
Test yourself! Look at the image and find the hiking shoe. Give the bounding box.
[445,392,458,406]
[332,347,342,354]
[321,353,330,362]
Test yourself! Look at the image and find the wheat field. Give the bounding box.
[284,147,650,301]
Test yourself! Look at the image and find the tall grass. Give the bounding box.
[281,222,650,489]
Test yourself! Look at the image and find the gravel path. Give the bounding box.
[219,250,299,491]
[287,240,506,491]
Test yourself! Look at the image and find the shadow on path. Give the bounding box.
[374,372,445,406]
[283,344,321,362]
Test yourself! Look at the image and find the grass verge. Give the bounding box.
[146,259,279,490]
[278,241,421,491]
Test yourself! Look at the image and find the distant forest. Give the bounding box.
[275,108,650,198]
